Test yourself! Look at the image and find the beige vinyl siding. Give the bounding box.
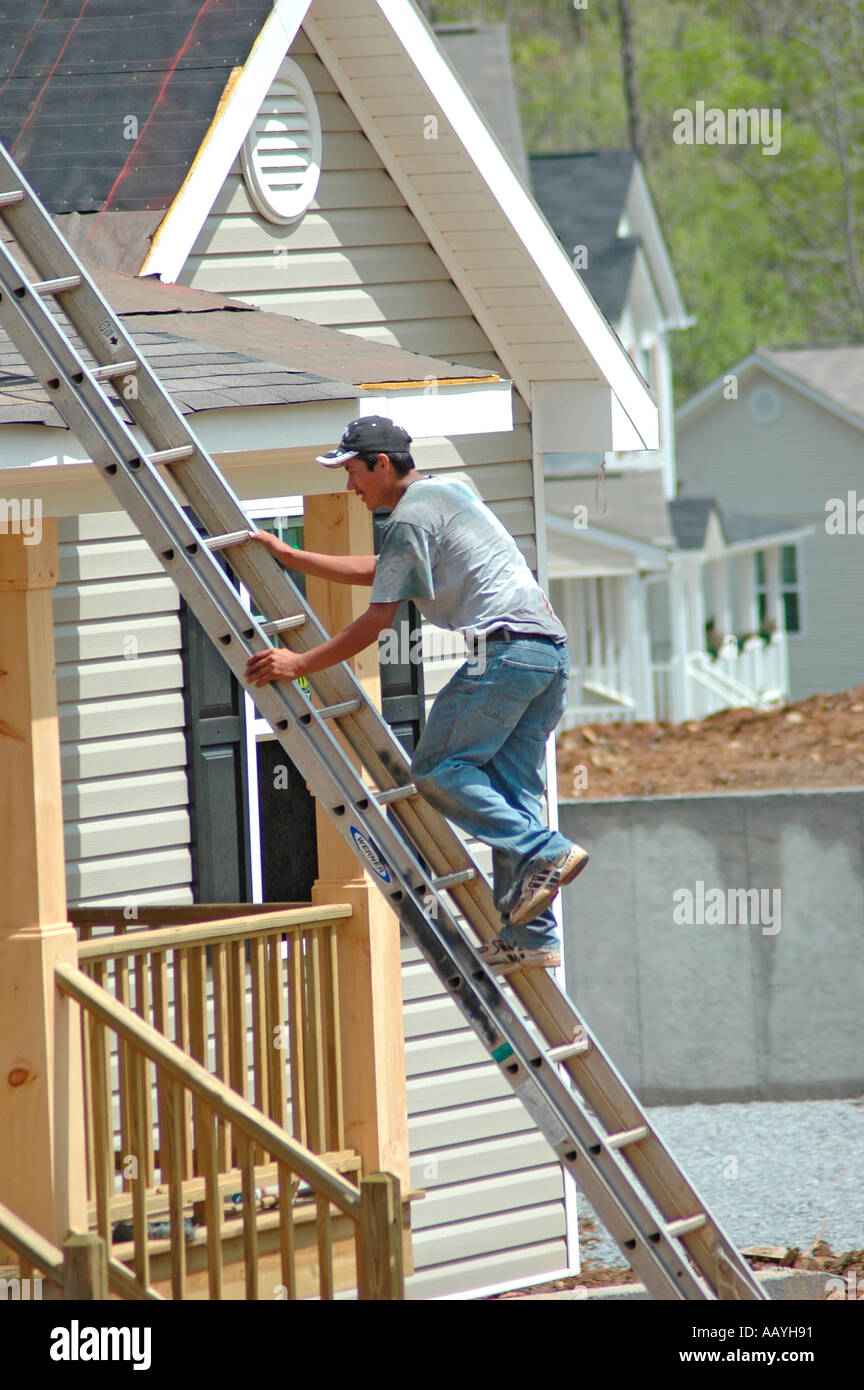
[402,944,568,1299]
[185,28,524,373]
[55,512,193,908]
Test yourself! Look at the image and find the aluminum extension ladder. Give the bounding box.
[0,143,766,1301]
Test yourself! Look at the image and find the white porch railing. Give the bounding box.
[653,633,787,721]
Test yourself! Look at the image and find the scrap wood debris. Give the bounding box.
[557,686,864,800]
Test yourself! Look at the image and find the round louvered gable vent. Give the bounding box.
[241,59,322,225]
[749,384,782,424]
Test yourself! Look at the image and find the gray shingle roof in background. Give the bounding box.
[435,23,530,184]
[669,497,805,550]
[529,151,638,324]
[760,345,864,424]
[669,497,717,550]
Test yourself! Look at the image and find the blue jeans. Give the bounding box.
[410,636,572,949]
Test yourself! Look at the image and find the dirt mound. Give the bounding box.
[557,687,864,801]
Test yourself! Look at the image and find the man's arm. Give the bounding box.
[244,529,376,585]
[245,600,400,687]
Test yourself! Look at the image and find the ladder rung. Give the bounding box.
[316,698,364,720]
[260,615,307,635]
[0,189,25,208]
[202,529,252,552]
[666,1214,707,1240]
[92,360,139,382]
[376,784,417,806]
[32,275,81,295]
[148,445,196,466]
[606,1125,649,1150]
[432,869,476,890]
[548,1037,591,1063]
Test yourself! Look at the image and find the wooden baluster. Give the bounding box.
[238,1131,259,1301]
[134,952,155,1188]
[324,922,345,1153]
[115,956,133,1196]
[288,932,307,1145]
[194,1097,222,1300]
[172,949,194,1181]
[265,934,287,1131]
[305,930,326,1154]
[80,997,96,1204]
[277,1163,297,1301]
[88,1013,112,1253]
[249,935,268,1156]
[316,1193,334,1301]
[187,946,208,1177]
[162,1072,187,1302]
[211,942,231,1172]
[228,940,247,1170]
[151,952,170,1189]
[126,1042,150,1291]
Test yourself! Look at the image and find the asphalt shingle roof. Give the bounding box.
[529,151,638,322]
[759,345,864,424]
[0,260,496,430]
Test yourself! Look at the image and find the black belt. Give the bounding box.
[477,628,558,643]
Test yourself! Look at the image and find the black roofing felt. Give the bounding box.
[0,0,273,214]
[530,151,638,322]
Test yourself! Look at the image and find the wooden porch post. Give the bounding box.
[0,522,87,1242]
[302,493,410,1191]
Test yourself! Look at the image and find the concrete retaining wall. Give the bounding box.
[558,790,864,1104]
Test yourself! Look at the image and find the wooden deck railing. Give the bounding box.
[71,904,351,1164]
[55,963,403,1300]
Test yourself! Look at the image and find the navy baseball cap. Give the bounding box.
[316,415,413,467]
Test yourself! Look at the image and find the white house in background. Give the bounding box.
[2,0,659,1303]
[527,150,808,723]
[677,345,864,701]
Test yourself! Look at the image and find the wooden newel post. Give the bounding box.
[358,1172,404,1300]
[0,522,87,1244]
[303,494,411,1196]
[63,1232,108,1300]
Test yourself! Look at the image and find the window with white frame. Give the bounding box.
[755,545,801,634]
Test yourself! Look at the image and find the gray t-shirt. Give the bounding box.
[369,476,566,641]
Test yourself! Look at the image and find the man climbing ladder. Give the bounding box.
[245,415,588,971]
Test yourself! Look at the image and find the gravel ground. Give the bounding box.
[580,1096,864,1269]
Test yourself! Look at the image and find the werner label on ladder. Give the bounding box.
[0,139,768,1299]
[244,413,590,974]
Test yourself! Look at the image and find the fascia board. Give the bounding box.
[533,381,658,453]
[141,0,310,282]
[725,524,815,555]
[357,379,512,438]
